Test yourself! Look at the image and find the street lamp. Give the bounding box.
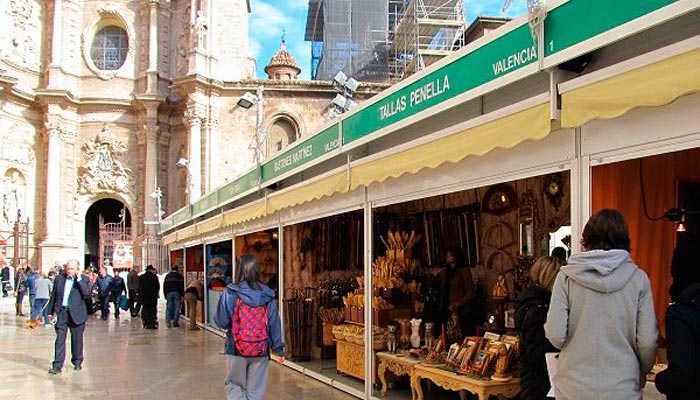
[238,85,270,168]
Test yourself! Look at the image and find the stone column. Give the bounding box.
[44,124,62,242]
[47,0,64,88]
[146,0,159,94]
[205,117,219,190]
[185,114,202,201]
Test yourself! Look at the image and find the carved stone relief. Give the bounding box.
[176,5,191,76]
[0,121,36,166]
[77,125,132,196]
[1,0,41,70]
[1,168,26,225]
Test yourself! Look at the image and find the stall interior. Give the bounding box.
[592,146,700,337]
[364,171,571,400]
[282,211,365,389]
[205,240,233,325]
[235,229,279,294]
[185,245,204,324]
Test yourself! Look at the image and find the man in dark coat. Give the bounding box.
[47,259,92,374]
[138,265,160,329]
[163,266,184,328]
[1,262,10,297]
[656,239,700,399]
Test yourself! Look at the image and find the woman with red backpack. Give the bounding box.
[214,253,285,400]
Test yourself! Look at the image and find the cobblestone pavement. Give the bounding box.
[0,296,354,400]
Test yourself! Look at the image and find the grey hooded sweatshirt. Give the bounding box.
[544,249,658,400]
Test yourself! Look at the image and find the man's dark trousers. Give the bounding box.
[53,308,85,370]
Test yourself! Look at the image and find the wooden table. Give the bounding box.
[410,364,520,400]
[376,352,423,397]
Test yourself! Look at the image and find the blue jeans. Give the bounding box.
[31,298,50,323]
[100,295,111,319]
[165,292,182,325]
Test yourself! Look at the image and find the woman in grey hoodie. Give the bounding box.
[544,209,658,399]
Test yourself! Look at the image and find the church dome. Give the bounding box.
[264,41,301,80]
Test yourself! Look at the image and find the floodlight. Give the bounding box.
[176,158,189,168]
[333,71,348,86]
[237,92,258,109]
[345,99,358,110]
[345,77,359,93]
[332,94,347,109]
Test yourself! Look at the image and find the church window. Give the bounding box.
[90,26,129,70]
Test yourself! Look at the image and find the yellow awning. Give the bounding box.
[562,49,700,128]
[266,172,349,215]
[350,102,552,190]
[195,214,223,236]
[222,201,267,227]
[162,232,177,246]
[176,225,196,242]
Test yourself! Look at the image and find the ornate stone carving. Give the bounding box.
[77,125,132,196]
[1,169,26,225]
[2,0,40,70]
[176,5,191,76]
[193,10,208,50]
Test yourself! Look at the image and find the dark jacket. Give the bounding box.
[109,275,126,301]
[1,266,9,281]
[97,274,113,297]
[138,271,160,305]
[27,272,38,295]
[656,282,700,399]
[14,272,27,294]
[163,270,184,296]
[515,284,558,400]
[214,281,285,357]
[48,274,92,325]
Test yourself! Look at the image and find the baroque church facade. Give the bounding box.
[0,0,384,270]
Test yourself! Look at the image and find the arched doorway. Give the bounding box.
[84,199,132,271]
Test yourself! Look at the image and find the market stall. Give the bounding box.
[185,245,204,324]
[205,240,233,325]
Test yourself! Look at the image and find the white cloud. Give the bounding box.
[250,0,295,41]
[286,0,310,11]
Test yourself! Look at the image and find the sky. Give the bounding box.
[248,0,528,80]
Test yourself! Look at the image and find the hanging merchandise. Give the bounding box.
[283,287,315,361]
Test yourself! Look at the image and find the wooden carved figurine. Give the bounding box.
[492,273,510,299]
[386,325,397,353]
[424,322,434,349]
[492,342,512,381]
[399,319,411,349]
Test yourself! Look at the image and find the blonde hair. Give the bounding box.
[530,256,564,291]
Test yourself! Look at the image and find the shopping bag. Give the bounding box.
[119,295,129,311]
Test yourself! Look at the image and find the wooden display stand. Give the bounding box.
[336,339,377,383]
[410,364,520,400]
[377,352,422,397]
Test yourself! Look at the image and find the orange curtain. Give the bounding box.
[592,148,700,337]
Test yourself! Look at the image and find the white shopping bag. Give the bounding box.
[545,352,559,398]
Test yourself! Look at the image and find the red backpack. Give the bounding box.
[231,297,268,357]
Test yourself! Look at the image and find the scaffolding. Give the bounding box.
[305,0,465,83]
[389,0,467,79]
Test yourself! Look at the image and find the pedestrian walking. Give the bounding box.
[109,272,127,319]
[656,239,700,399]
[14,268,27,316]
[139,265,160,329]
[95,267,113,320]
[514,256,564,400]
[163,266,184,328]
[47,259,92,374]
[31,272,54,326]
[214,253,285,400]
[1,261,10,297]
[26,267,38,312]
[127,266,141,317]
[184,279,204,330]
[544,209,658,399]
